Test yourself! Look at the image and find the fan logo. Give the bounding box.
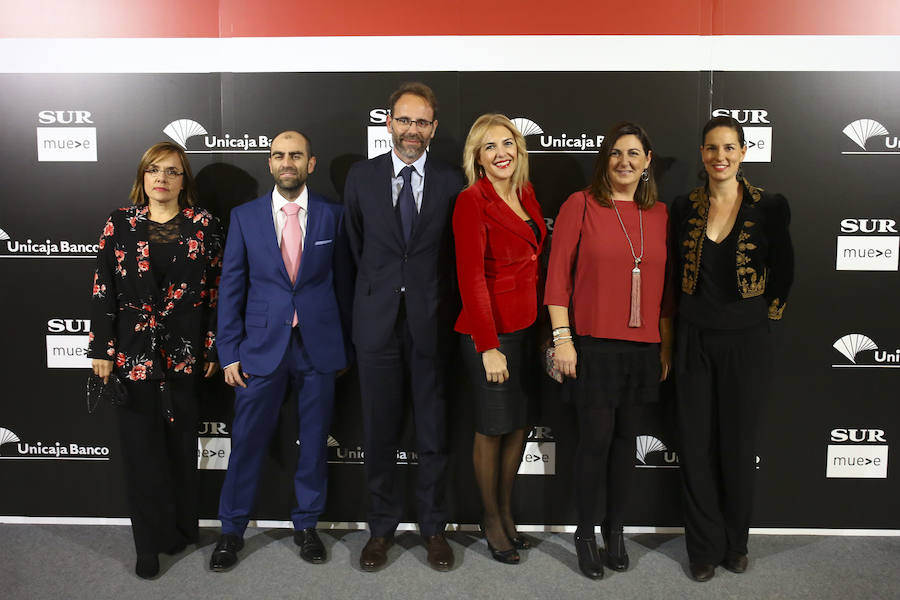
[0,225,98,260]
[36,110,97,162]
[326,435,418,466]
[511,118,604,154]
[46,318,91,369]
[198,421,231,470]
[162,119,271,154]
[0,426,111,461]
[712,108,772,163]
[635,435,679,468]
[518,426,557,475]
[0,427,21,452]
[841,118,900,154]
[832,334,900,368]
[634,435,760,470]
[835,218,899,271]
[826,428,889,479]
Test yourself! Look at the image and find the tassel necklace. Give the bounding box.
[610,200,644,327]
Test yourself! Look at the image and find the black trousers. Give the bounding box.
[675,321,771,564]
[574,402,643,535]
[117,376,199,555]
[357,300,449,537]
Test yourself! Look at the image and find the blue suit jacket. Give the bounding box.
[217,190,350,376]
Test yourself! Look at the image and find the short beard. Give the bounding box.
[392,132,427,161]
[274,172,306,197]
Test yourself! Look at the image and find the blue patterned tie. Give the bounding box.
[398,165,416,243]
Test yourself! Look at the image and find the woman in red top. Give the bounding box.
[454,113,546,564]
[545,122,674,579]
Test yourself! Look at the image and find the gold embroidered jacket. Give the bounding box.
[669,178,794,320]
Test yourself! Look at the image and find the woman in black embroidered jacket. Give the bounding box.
[88,142,223,579]
[669,116,793,582]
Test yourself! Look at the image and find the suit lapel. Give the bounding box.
[521,191,546,247]
[410,158,440,248]
[255,194,292,286]
[479,179,538,249]
[374,153,405,248]
[296,194,321,286]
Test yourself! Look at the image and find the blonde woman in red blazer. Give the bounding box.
[453,113,546,564]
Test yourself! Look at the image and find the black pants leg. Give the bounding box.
[358,301,448,537]
[574,402,642,535]
[604,404,643,531]
[117,377,199,555]
[676,323,771,563]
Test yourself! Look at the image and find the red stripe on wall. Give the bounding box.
[1,0,898,38]
[0,0,220,38]
[218,0,709,37]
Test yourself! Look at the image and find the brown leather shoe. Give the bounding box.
[722,553,748,573]
[689,562,716,582]
[425,533,454,571]
[360,536,393,572]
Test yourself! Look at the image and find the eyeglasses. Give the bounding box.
[145,166,184,178]
[392,117,434,130]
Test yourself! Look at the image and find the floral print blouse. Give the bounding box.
[87,205,223,381]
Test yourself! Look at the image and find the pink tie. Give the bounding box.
[281,202,302,326]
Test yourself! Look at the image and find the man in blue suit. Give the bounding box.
[344,82,465,572]
[210,130,349,571]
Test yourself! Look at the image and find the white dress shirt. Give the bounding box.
[271,184,309,247]
[390,150,427,212]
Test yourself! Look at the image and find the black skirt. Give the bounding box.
[460,326,538,435]
[570,336,661,409]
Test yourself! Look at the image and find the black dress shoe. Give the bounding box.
[508,533,531,550]
[574,534,603,579]
[135,553,159,579]
[689,562,716,582]
[479,523,519,564]
[602,527,629,572]
[210,534,244,572]
[360,535,393,571]
[722,553,748,573]
[294,528,327,564]
[424,533,454,571]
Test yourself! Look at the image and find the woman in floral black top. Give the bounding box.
[88,142,223,579]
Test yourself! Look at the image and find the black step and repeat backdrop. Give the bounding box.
[1,70,897,529]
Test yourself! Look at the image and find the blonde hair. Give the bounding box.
[462,114,529,194]
[129,142,196,208]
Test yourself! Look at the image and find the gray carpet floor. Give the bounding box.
[2,525,899,599]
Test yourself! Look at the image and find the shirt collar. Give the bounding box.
[391,150,428,178]
[272,184,309,212]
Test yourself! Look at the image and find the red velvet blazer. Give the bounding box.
[453,177,546,352]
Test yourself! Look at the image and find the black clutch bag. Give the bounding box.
[86,373,129,414]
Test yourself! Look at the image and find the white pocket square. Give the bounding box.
[314,239,333,246]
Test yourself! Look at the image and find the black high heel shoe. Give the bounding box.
[574,534,603,579]
[479,523,520,564]
[508,533,531,550]
[601,525,629,572]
